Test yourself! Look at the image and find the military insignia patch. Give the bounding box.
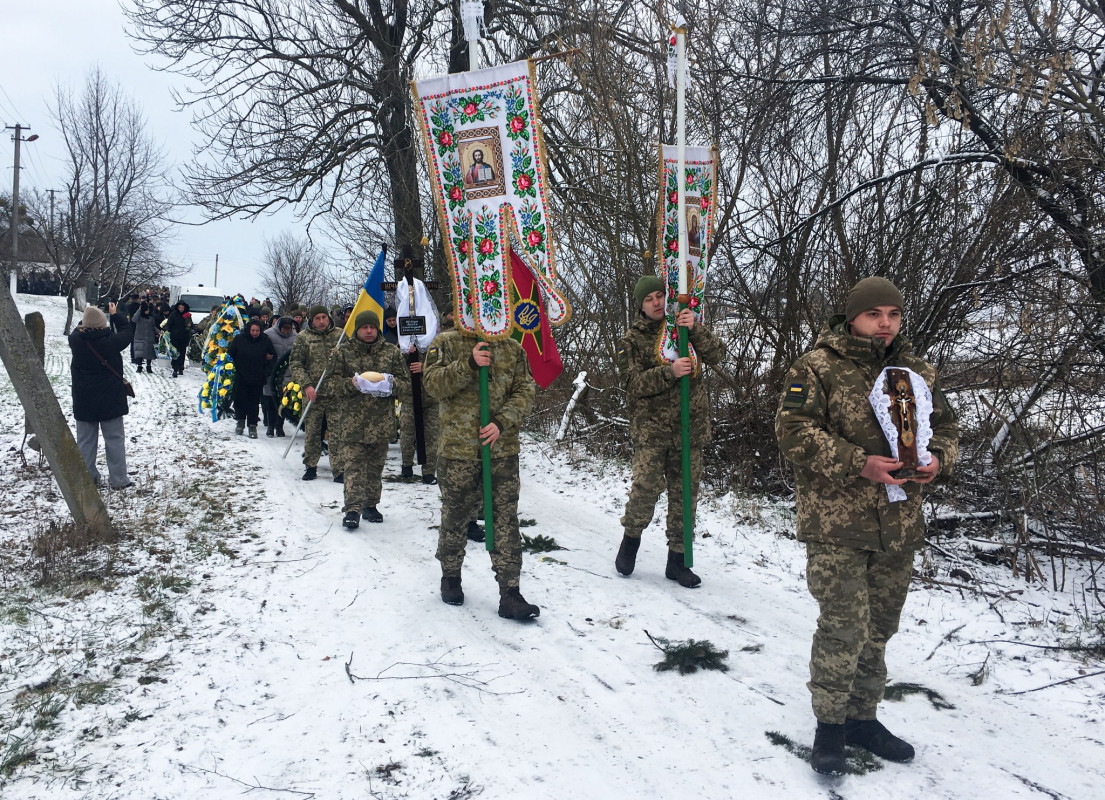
[782,382,808,409]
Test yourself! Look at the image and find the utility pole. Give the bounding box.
[47,188,56,232]
[7,124,39,296]
[214,253,219,285]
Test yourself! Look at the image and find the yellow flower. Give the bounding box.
[281,397,288,406]
[218,388,227,396]
[291,383,299,391]
[202,388,209,397]
[293,403,300,411]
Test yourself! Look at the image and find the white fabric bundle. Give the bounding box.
[868,366,933,503]
[396,277,440,352]
[353,373,394,397]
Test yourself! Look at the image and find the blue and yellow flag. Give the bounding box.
[344,248,387,338]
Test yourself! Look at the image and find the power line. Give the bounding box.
[0,83,25,122]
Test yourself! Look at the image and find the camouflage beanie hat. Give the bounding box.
[845,277,903,321]
[633,275,665,309]
[81,305,109,330]
[354,310,380,330]
[307,304,329,321]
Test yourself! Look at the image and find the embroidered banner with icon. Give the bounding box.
[412,60,570,340]
[655,144,717,366]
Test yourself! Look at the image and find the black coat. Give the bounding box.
[227,329,276,386]
[166,307,193,344]
[69,313,133,422]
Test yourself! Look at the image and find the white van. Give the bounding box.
[169,285,228,325]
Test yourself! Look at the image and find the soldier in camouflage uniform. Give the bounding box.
[614,275,727,588]
[423,324,540,620]
[775,276,959,775]
[288,305,344,481]
[328,310,411,528]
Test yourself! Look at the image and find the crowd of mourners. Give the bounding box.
[64,274,960,778]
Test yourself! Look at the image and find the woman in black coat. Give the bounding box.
[68,303,133,489]
[165,301,194,377]
[227,319,276,437]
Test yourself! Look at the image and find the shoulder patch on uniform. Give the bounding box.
[782,382,808,410]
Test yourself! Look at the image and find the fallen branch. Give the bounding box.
[1007,668,1105,696]
[344,648,520,696]
[968,639,1105,653]
[180,761,316,797]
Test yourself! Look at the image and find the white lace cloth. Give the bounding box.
[352,373,394,397]
[868,366,933,503]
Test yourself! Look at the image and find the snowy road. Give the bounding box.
[1,294,1102,799]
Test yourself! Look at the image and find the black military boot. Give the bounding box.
[422,472,437,485]
[440,576,464,606]
[266,424,275,437]
[498,586,540,620]
[401,465,414,479]
[275,422,286,437]
[235,420,245,436]
[342,511,360,529]
[665,549,701,588]
[615,534,642,576]
[135,363,143,374]
[302,466,317,481]
[248,426,258,439]
[362,506,383,523]
[146,359,153,372]
[333,473,344,484]
[844,718,915,762]
[811,722,847,776]
[466,520,485,542]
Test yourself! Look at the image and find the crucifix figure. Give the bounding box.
[887,368,922,478]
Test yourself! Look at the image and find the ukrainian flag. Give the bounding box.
[344,247,387,338]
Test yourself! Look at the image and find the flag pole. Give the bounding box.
[462,0,495,551]
[674,20,694,568]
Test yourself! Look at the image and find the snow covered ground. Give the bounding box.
[1,293,1103,799]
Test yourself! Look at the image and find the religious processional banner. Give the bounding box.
[655,144,717,367]
[412,60,570,340]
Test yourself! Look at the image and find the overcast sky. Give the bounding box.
[0,1,309,299]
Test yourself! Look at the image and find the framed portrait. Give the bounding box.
[685,199,703,256]
[458,127,506,200]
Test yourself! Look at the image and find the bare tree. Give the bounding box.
[125,0,449,254]
[28,69,179,332]
[258,231,334,311]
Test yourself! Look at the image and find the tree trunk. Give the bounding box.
[24,311,45,439]
[0,284,114,540]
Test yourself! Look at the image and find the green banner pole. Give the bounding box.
[480,363,494,551]
[678,304,693,567]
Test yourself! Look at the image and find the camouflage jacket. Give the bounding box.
[288,324,343,397]
[775,315,959,552]
[617,314,727,447]
[328,335,411,443]
[423,330,535,460]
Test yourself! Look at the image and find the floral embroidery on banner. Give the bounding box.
[655,144,717,368]
[413,61,569,339]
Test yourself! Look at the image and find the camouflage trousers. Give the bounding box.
[400,388,439,474]
[620,443,702,553]
[805,541,914,723]
[342,441,388,513]
[436,455,522,588]
[302,397,342,472]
